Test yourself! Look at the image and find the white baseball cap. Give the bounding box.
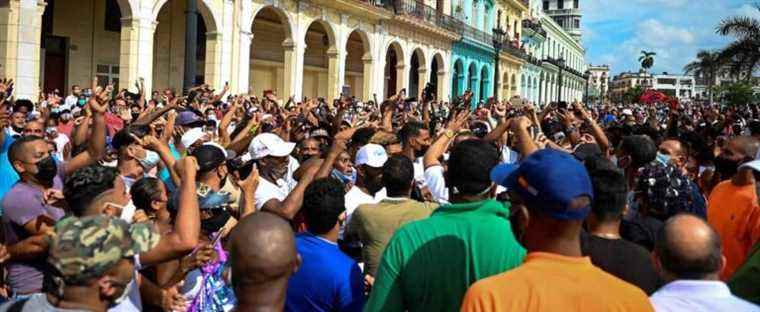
[622,109,633,116]
[355,144,388,168]
[181,127,206,148]
[249,133,296,159]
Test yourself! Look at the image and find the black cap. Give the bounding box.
[111,125,150,150]
[573,143,602,162]
[191,144,227,173]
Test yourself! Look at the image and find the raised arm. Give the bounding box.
[261,164,320,220]
[139,156,201,266]
[424,109,469,169]
[575,102,610,155]
[65,78,107,175]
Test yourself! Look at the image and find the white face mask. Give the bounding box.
[111,278,134,306]
[105,201,137,223]
[138,150,160,171]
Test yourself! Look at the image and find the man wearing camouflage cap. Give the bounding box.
[0,215,159,312]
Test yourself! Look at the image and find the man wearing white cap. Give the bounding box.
[345,144,388,221]
[249,133,301,213]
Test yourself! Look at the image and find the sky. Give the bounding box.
[582,0,760,76]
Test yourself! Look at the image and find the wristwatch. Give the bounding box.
[444,129,456,138]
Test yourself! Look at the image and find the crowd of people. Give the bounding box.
[0,76,756,311]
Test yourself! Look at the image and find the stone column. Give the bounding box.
[204,31,223,89]
[326,47,341,102]
[119,16,158,94]
[361,56,373,102]
[231,30,252,94]
[395,63,407,96]
[437,68,447,102]
[0,0,46,99]
[283,38,305,101]
[417,67,428,101]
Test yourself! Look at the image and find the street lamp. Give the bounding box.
[492,10,505,101]
[556,53,565,103]
[584,69,590,105]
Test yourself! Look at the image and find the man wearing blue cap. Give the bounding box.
[462,149,653,311]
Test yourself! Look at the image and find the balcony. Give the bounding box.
[521,19,547,38]
[460,22,492,45]
[545,8,582,16]
[307,0,393,20]
[391,0,464,34]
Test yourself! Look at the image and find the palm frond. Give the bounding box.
[717,16,760,37]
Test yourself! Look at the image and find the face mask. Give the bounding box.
[100,159,118,168]
[331,168,356,185]
[34,156,58,185]
[50,107,61,114]
[415,144,430,159]
[138,150,160,171]
[109,278,133,306]
[201,210,231,233]
[104,200,137,223]
[655,152,671,166]
[77,98,86,106]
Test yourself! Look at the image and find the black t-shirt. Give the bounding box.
[580,231,661,295]
[620,214,663,251]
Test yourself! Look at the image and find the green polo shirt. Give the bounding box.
[365,199,526,312]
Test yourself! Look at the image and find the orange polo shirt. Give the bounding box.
[461,252,653,312]
[707,180,760,280]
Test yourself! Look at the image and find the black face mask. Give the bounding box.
[714,156,742,180]
[34,156,58,185]
[201,210,231,233]
[415,144,429,158]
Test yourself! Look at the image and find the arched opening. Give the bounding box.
[468,62,478,101]
[479,66,489,102]
[41,0,132,92]
[452,59,464,98]
[345,29,371,100]
[153,0,215,92]
[250,7,290,98]
[384,42,404,98]
[302,20,336,100]
[408,49,426,99]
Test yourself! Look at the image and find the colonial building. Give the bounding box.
[525,0,586,106]
[0,0,465,103]
[493,0,529,102]
[651,73,695,101]
[587,64,609,102]
[609,71,652,102]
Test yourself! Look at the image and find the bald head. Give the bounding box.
[730,136,760,160]
[229,212,297,291]
[655,214,722,280]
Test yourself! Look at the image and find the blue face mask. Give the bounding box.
[656,152,671,166]
[138,150,161,170]
[331,168,356,185]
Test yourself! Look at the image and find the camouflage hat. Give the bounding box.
[48,215,160,284]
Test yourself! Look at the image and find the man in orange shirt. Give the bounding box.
[708,136,760,280]
[462,149,653,312]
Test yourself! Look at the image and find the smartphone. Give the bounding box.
[341,85,351,97]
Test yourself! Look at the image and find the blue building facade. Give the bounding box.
[450,0,496,103]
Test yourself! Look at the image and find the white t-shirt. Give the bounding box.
[424,165,449,204]
[413,157,425,188]
[52,134,69,161]
[253,157,299,210]
[342,186,386,240]
[63,95,78,110]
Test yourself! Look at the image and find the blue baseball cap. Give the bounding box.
[490,149,593,220]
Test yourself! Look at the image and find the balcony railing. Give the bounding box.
[460,22,492,45]
[391,0,463,34]
[522,19,547,38]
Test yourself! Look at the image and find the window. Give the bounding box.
[574,19,580,28]
[573,0,579,9]
[96,64,120,90]
[557,0,564,9]
[105,0,122,32]
[543,1,549,10]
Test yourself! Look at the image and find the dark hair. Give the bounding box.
[588,167,627,222]
[8,135,43,166]
[302,178,345,235]
[130,177,163,211]
[620,135,657,168]
[655,214,722,279]
[447,139,499,195]
[382,155,414,197]
[398,121,425,147]
[111,125,150,150]
[350,127,376,148]
[64,165,120,217]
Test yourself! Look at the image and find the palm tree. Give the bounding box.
[717,4,760,81]
[684,50,723,103]
[639,51,656,72]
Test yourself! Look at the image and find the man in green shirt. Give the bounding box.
[365,138,526,312]
[729,242,760,304]
[347,155,437,277]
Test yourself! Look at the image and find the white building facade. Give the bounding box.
[651,73,695,101]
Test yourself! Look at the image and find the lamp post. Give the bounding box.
[556,54,565,103]
[492,10,505,101]
[584,69,590,105]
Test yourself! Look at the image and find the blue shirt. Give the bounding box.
[159,143,181,193]
[0,129,20,214]
[651,280,760,312]
[285,232,364,312]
